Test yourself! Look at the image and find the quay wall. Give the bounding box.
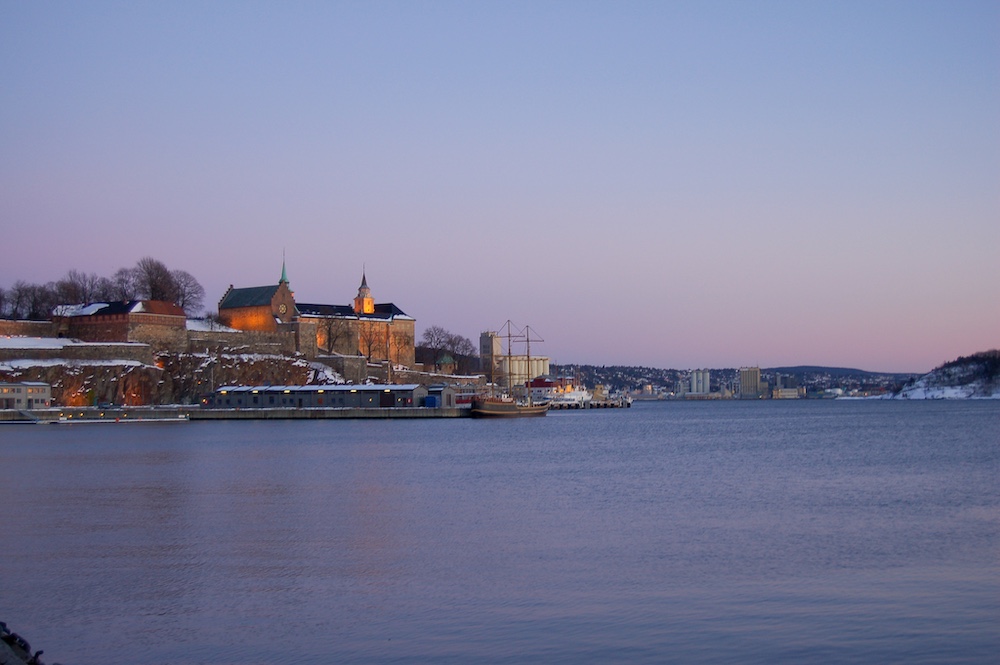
[0,406,468,422]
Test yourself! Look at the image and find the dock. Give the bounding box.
[1,406,470,423]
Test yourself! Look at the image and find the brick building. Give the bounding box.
[52,300,187,351]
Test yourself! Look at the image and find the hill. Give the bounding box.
[551,363,912,394]
[766,365,913,380]
[894,350,1000,399]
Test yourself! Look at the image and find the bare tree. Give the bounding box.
[447,334,478,374]
[111,267,139,301]
[420,326,476,366]
[358,320,384,360]
[7,281,33,319]
[55,269,103,304]
[318,317,352,354]
[389,330,414,367]
[171,269,205,314]
[25,282,59,319]
[134,256,179,302]
[92,276,117,301]
[420,325,451,362]
[447,334,476,358]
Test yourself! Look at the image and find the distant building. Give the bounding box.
[690,369,711,394]
[0,382,51,409]
[480,331,502,364]
[479,330,549,390]
[739,366,762,399]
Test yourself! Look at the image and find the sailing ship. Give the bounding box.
[471,321,550,417]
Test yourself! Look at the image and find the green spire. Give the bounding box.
[280,251,288,284]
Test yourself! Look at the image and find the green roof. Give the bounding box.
[219,285,279,309]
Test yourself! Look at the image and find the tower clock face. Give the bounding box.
[279,304,287,314]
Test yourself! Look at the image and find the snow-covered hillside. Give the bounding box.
[894,350,1000,399]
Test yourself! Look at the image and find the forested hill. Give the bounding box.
[550,364,913,394]
[894,350,1000,399]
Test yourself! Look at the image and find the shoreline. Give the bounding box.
[0,405,470,423]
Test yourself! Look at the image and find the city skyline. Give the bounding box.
[2,1,997,373]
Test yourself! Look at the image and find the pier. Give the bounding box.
[1,406,470,423]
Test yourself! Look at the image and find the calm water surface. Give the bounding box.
[2,400,998,664]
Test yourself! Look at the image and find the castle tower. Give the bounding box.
[353,270,375,314]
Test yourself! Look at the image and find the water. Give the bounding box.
[2,400,998,664]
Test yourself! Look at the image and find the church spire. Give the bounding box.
[280,251,288,284]
[354,267,374,314]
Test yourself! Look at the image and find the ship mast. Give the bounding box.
[525,324,532,406]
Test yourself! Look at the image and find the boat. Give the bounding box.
[470,394,550,417]
[550,388,593,409]
[471,321,550,417]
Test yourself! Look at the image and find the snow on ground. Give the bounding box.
[185,319,238,332]
[181,352,345,384]
[894,377,1000,399]
[1,336,76,349]
[0,358,150,371]
[307,361,345,384]
[0,336,145,349]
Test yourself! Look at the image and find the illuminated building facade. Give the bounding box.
[217,263,297,332]
[218,265,415,368]
[0,382,52,409]
[296,273,416,368]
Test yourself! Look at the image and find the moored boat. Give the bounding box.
[471,395,550,417]
[474,320,549,417]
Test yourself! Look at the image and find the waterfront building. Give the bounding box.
[204,383,428,409]
[739,366,762,399]
[690,369,711,394]
[0,382,51,409]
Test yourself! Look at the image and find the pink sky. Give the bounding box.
[2,2,997,373]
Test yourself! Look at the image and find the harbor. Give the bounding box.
[0,405,469,423]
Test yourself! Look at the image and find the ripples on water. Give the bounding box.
[2,401,998,664]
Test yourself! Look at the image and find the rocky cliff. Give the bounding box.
[0,352,343,406]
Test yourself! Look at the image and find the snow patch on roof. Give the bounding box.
[52,303,110,317]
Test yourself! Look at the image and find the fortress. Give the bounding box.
[1,263,425,404]
[217,263,415,368]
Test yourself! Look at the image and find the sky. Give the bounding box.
[1,1,997,373]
